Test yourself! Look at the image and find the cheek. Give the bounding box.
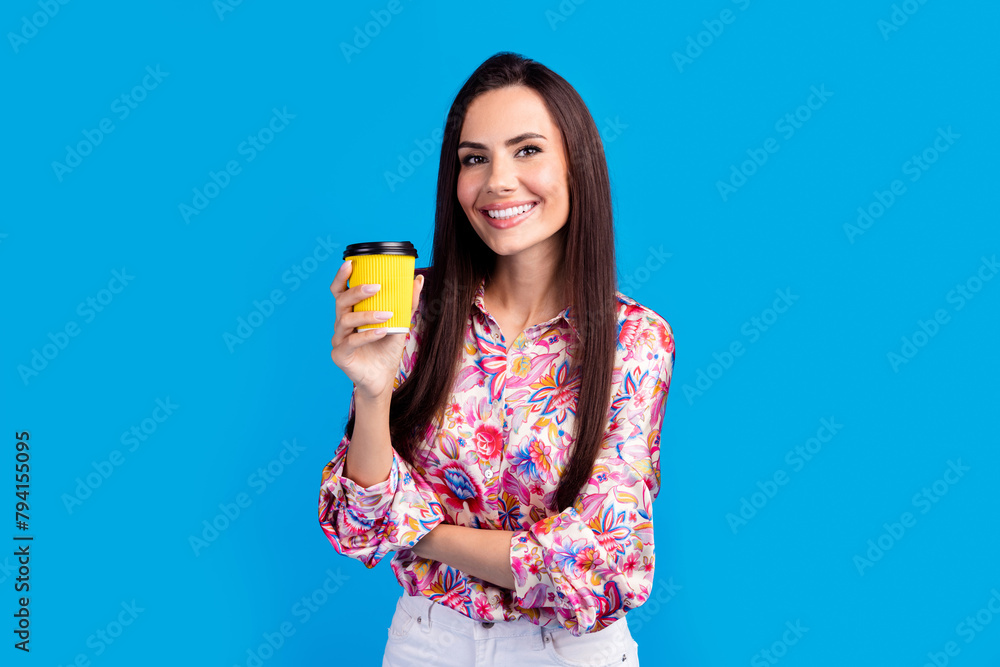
[527,163,569,201]
[456,173,478,209]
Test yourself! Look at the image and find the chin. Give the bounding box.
[489,235,548,258]
[484,240,520,257]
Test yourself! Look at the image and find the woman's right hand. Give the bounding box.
[330,260,424,402]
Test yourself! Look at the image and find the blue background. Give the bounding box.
[3,0,998,665]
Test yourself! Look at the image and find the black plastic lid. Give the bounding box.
[343,241,418,259]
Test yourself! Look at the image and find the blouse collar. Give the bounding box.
[471,275,580,341]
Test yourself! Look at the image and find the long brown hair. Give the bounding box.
[346,52,617,514]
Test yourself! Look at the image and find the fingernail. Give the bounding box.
[363,284,381,294]
[375,311,393,320]
[341,259,351,271]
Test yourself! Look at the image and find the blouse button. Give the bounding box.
[484,469,494,480]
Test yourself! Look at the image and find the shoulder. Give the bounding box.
[610,290,675,386]
[613,291,674,352]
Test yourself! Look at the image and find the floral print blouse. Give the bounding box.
[318,267,675,636]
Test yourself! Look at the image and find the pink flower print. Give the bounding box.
[341,505,377,536]
[382,519,399,544]
[618,318,642,353]
[429,568,469,607]
[622,551,640,577]
[474,596,493,619]
[529,360,581,425]
[509,436,554,483]
[511,552,528,585]
[660,324,674,354]
[633,325,658,353]
[610,366,642,417]
[519,583,550,609]
[508,352,561,390]
[533,516,556,537]
[551,537,604,579]
[588,505,633,561]
[473,423,503,460]
[593,581,625,629]
[475,332,508,402]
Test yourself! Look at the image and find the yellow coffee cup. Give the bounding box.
[343,241,418,334]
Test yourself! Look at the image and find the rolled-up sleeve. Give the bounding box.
[509,341,673,635]
[318,276,444,568]
[318,394,445,568]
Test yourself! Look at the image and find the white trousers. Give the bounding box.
[382,591,641,667]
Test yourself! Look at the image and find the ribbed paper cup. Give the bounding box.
[343,241,418,334]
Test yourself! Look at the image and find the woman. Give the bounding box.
[321,52,674,666]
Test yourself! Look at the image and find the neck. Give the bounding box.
[485,233,569,325]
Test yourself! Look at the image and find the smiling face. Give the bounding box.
[456,85,571,261]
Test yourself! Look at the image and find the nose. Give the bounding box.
[486,154,516,194]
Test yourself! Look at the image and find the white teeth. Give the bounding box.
[487,203,535,220]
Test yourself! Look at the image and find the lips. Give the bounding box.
[479,201,538,230]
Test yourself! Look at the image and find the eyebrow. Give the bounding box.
[457,132,547,151]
